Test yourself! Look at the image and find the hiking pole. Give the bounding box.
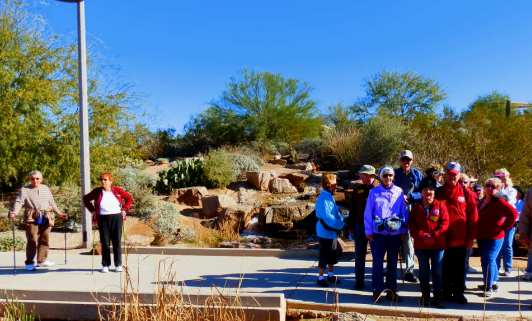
[91,228,96,274]
[64,218,68,265]
[399,243,405,285]
[12,220,16,275]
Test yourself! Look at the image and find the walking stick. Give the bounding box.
[399,243,405,285]
[12,220,16,275]
[91,228,96,274]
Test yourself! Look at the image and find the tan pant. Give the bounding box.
[25,223,51,265]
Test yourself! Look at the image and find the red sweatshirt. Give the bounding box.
[436,183,478,248]
[83,186,133,222]
[477,196,518,240]
[409,199,450,249]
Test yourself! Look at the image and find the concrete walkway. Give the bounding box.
[0,249,531,318]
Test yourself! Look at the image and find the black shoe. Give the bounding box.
[492,283,499,291]
[386,291,402,303]
[454,293,468,304]
[327,275,340,284]
[404,272,419,283]
[354,281,364,290]
[317,278,328,287]
[431,298,445,309]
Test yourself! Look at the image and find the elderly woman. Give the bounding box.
[409,178,449,308]
[83,172,133,273]
[477,177,518,297]
[315,173,344,287]
[493,168,518,277]
[9,170,66,270]
[364,166,408,302]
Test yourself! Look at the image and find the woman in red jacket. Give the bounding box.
[83,172,133,273]
[410,178,449,308]
[477,177,518,298]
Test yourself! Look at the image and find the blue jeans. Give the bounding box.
[497,226,516,272]
[479,238,504,289]
[354,224,368,285]
[415,249,444,296]
[527,253,532,274]
[370,234,401,293]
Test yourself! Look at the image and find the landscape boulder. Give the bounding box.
[217,205,255,232]
[286,162,314,171]
[169,186,208,206]
[246,171,277,191]
[201,194,237,218]
[269,159,288,166]
[280,173,309,191]
[269,178,298,194]
[237,187,262,207]
[258,202,315,232]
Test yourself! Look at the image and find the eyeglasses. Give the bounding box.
[30,177,41,181]
[485,184,496,189]
[382,174,394,178]
[400,158,412,162]
[460,181,469,185]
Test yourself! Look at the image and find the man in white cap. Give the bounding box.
[394,150,424,283]
[346,164,379,290]
[436,161,478,304]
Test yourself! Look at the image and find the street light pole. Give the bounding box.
[58,0,91,248]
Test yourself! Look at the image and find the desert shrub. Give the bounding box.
[51,184,82,224]
[0,216,11,233]
[358,115,408,166]
[155,158,209,194]
[203,149,235,188]
[229,154,260,179]
[321,126,361,169]
[294,137,323,159]
[116,166,159,218]
[0,232,25,252]
[150,201,195,243]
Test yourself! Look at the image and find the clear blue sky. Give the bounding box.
[35,0,532,132]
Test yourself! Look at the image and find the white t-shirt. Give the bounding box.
[100,190,121,215]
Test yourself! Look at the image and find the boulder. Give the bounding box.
[237,188,262,207]
[258,202,315,232]
[201,194,237,218]
[269,159,288,166]
[281,173,309,191]
[217,205,255,232]
[269,178,297,194]
[169,186,208,206]
[286,162,314,171]
[246,171,277,191]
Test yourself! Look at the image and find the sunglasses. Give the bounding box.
[400,158,412,162]
[485,184,496,189]
[382,174,394,178]
[30,177,41,181]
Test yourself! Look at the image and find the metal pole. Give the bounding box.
[76,0,92,249]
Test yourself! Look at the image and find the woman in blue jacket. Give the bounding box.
[315,173,345,287]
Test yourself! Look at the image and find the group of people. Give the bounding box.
[315,150,529,308]
[8,171,133,273]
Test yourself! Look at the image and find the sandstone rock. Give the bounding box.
[280,173,309,191]
[246,171,277,191]
[201,194,237,218]
[269,159,288,166]
[237,188,262,207]
[273,154,282,160]
[169,186,208,206]
[219,241,239,248]
[269,178,298,193]
[217,205,255,232]
[286,162,313,171]
[258,202,315,231]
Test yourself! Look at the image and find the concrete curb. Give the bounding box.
[123,246,317,259]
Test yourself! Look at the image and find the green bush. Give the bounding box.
[321,127,361,169]
[155,158,209,194]
[51,184,82,224]
[358,115,407,166]
[0,232,25,252]
[230,154,261,179]
[203,149,235,188]
[150,201,195,243]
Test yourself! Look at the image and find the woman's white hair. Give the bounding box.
[28,170,43,179]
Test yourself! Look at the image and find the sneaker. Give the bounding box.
[502,270,512,277]
[25,264,36,271]
[492,283,499,291]
[403,272,419,283]
[483,290,494,298]
[101,266,109,273]
[38,260,55,267]
[114,265,123,272]
[317,278,328,287]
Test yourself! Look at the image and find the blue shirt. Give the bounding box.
[315,189,344,239]
[394,167,424,202]
[364,184,409,236]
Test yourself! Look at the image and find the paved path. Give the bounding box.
[0,249,531,318]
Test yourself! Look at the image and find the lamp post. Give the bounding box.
[57,0,91,248]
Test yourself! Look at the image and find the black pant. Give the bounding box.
[442,246,467,296]
[318,237,340,269]
[98,214,122,267]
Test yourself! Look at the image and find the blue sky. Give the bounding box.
[34,0,532,132]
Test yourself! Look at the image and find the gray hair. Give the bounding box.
[28,170,43,179]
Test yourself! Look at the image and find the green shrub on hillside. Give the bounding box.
[0,232,25,252]
[51,184,82,224]
[203,149,235,188]
[230,154,261,179]
[151,201,195,243]
[155,158,209,194]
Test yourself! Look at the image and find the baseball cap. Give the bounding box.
[446,161,462,175]
[358,164,376,176]
[419,177,438,191]
[399,150,414,160]
[473,183,483,192]
[379,166,394,178]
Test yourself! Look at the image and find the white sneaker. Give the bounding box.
[114,265,123,272]
[38,260,55,267]
[101,266,109,273]
[25,264,36,271]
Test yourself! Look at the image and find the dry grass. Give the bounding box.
[0,297,36,321]
[188,219,241,248]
